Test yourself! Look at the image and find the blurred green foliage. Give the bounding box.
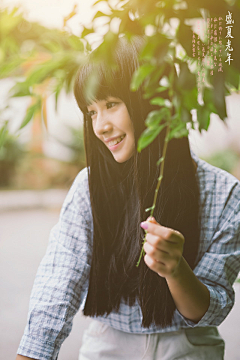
[0,129,25,186]
[0,6,86,142]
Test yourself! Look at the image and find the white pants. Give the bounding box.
[79,320,225,360]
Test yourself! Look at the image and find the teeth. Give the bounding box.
[108,135,125,147]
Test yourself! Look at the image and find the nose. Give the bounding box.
[93,110,112,137]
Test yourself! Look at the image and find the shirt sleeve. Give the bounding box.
[179,182,240,327]
[17,168,93,360]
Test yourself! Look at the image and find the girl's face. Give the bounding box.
[87,97,135,163]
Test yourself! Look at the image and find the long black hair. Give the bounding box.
[74,36,200,328]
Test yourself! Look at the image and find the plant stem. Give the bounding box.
[136,124,170,267]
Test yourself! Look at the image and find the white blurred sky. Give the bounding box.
[1,0,96,33]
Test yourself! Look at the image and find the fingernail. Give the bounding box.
[140,222,148,230]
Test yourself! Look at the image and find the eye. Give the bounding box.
[106,101,119,109]
[86,110,96,118]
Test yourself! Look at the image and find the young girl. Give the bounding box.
[17,37,240,360]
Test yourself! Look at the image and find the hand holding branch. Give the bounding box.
[141,216,210,323]
[141,217,185,279]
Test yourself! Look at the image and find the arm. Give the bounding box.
[16,356,35,360]
[142,217,210,322]
[17,169,92,360]
[142,196,240,326]
[165,256,210,322]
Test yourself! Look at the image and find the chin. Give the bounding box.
[113,154,134,163]
[114,157,127,163]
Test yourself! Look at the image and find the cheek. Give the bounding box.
[124,114,134,136]
[91,121,98,137]
[128,123,135,145]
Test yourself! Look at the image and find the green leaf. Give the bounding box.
[145,108,170,128]
[26,56,71,86]
[131,63,156,91]
[0,122,9,149]
[137,124,166,152]
[156,86,168,93]
[212,71,227,121]
[119,16,144,36]
[42,40,62,53]
[0,58,23,78]
[65,62,80,93]
[0,7,22,36]
[181,107,192,123]
[91,31,119,66]
[197,105,211,132]
[150,97,172,108]
[81,26,94,38]
[150,97,166,106]
[140,35,172,62]
[93,0,107,5]
[177,22,194,58]
[177,7,202,20]
[26,63,55,85]
[225,64,240,90]
[19,99,42,130]
[185,0,228,16]
[181,88,198,111]
[68,35,84,51]
[10,82,31,97]
[143,65,168,98]
[93,10,110,21]
[169,122,188,140]
[203,88,218,114]
[177,62,196,90]
[55,84,62,111]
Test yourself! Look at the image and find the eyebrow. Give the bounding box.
[87,98,120,108]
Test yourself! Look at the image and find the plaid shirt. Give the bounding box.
[17,153,240,359]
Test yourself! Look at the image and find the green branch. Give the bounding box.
[136,123,170,267]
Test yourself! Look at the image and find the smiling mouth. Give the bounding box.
[107,134,126,147]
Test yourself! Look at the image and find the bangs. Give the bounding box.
[74,61,124,112]
[74,36,146,114]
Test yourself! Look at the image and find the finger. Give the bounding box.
[141,221,184,244]
[146,216,157,223]
[144,254,167,277]
[145,233,170,253]
[144,253,165,268]
[144,241,168,261]
[144,252,181,278]
[144,242,177,266]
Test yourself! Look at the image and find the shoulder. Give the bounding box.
[192,152,240,206]
[72,167,89,192]
[69,167,89,195]
[192,154,240,266]
[191,153,240,249]
[61,167,91,217]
